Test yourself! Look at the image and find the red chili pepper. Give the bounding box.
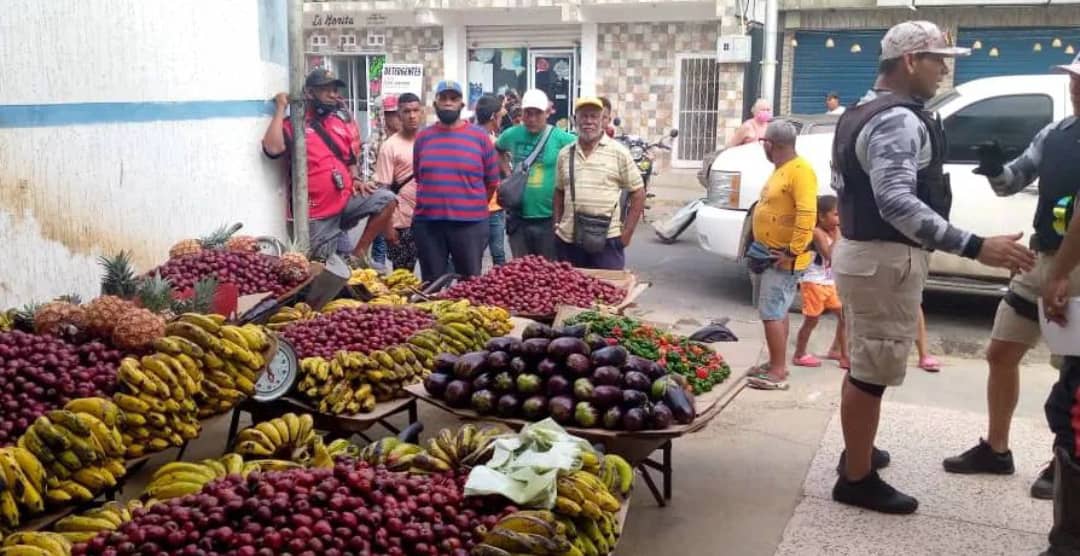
[696,368,709,379]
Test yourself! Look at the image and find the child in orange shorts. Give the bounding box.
[792,195,848,369]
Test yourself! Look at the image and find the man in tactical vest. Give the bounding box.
[830,21,1036,514]
[943,53,1080,506]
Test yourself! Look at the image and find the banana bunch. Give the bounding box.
[356,437,427,471]
[0,310,12,332]
[326,438,360,458]
[596,454,633,497]
[0,446,46,529]
[159,314,270,418]
[320,298,364,314]
[420,424,506,472]
[1,531,72,555]
[140,453,245,502]
[552,470,623,556]
[474,304,514,336]
[266,302,318,330]
[384,269,421,294]
[472,510,581,556]
[297,345,423,413]
[348,268,390,295]
[406,302,511,367]
[52,500,139,544]
[113,350,202,457]
[369,293,409,306]
[18,404,127,508]
[233,413,316,460]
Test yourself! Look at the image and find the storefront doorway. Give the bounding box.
[528,50,575,129]
[306,54,386,138]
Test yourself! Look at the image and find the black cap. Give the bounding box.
[305,68,346,89]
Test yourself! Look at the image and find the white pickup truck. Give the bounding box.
[696,74,1072,296]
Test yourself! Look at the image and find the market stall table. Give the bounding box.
[225,395,418,451]
[405,375,746,507]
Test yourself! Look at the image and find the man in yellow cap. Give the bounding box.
[552,97,646,269]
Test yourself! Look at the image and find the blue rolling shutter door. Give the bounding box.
[956,28,1080,84]
[791,30,886,114]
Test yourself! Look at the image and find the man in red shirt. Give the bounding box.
[262,69,396,269]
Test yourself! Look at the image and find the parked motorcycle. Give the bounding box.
[611,118,678,189]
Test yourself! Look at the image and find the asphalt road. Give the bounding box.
[625,219,1039,361]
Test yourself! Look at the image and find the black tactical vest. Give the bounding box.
[832,94,952,248]
[1032,119,1080,252]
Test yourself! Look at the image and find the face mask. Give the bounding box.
[313,100,340,117]
[436,107,461,125]
[754,110,772,124]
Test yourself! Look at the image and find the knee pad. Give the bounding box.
[848,375,886,398]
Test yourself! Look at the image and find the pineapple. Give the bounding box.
[172,277,219,315]
[168,238,202,259]
[99,251,140,298]
[137,273,177,318]
[225,235,259,253]
[169,223,243,259]
[11,303,41,333]
[111,307,165,351]
[84,295,135,339]
[279,242,311,283]
[33,301,87,337]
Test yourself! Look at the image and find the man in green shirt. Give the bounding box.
[496,88,578,259]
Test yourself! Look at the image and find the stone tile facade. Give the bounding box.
[304,26,444,99]
[597,21,742,166]
[779,5,1080,113]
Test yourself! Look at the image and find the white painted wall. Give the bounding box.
[0,0,290,308]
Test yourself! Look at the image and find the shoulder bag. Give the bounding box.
[498,125,554,212]
[569,145,618,255]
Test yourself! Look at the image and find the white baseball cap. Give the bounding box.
[521,89,550,111]
[1054,51,1080,77]
[880,21,970,61]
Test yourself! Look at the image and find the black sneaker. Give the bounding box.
[833,471,919,514]
[943,439,1015,475]
[1031,462,1055,500]
[836,447,892,474]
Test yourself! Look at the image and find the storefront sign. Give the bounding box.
[307,13,357,27]
[381,64,424,96]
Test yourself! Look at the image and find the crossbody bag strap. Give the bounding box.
[518,125,554,172]
[310,117,356,167]
[569,145,576,204]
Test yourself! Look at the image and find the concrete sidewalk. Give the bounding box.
[615,314,1057,556]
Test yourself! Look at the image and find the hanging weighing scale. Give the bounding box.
[253,338,299,402]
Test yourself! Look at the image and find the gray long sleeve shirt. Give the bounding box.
[832,89,975,255]
[988,116,1079,197]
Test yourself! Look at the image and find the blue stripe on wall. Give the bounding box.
[0,100,277,128]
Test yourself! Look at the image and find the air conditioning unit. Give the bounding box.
[717,35,752,63]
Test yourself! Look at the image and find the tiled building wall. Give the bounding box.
[304,27,444,99]
[597,21,743,166]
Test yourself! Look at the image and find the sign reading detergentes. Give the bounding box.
[381,64,424,96]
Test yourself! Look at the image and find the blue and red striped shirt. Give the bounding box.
[413,122,500,222]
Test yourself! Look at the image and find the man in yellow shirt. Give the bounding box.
[748,120,818,390]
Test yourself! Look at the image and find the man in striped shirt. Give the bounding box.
[411,80,501,280]
[553,97,646,269]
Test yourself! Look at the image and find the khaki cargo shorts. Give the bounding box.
[834,239,930,387]
[991,252,1080,347]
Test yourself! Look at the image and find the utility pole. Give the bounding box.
[287,0,310,251]
[761,0,779,109]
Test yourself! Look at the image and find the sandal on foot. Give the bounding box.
[919,356,941,372]
[748,375,790,390]
[793,354,822,367]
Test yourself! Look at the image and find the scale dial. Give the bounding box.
[253,339,298,402]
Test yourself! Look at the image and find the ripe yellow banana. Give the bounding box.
[8,447,45,493]
[2,531,72,554]
[179,313,222,334]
